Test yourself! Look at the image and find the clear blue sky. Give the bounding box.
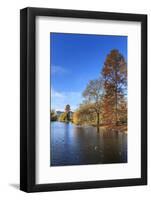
[50,33,127,111]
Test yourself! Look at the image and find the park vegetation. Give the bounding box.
[51,110,58,121]
[73,49,127,131]
[51,49,127,132]
[51,105,72,123]
[59,112,71,122]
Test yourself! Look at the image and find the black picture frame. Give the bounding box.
[20,7,147,192]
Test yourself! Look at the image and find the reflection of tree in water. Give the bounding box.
[70,126,127,165]
[51,122,127,166]
[100,129,127,163]
[72,126,101,164]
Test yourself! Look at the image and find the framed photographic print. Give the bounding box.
[20,7,147,192]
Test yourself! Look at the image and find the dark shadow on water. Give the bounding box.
[9,183,20,190]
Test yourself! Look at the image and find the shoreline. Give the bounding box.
[51,120,127,133]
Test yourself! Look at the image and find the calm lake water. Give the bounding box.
[50,122,127,166]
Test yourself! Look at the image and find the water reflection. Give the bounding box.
[50,122,127,166]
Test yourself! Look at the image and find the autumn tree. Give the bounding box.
[59,104,71,122]
[101,49,127,126]
[73,103,96,125]
[59,112,68,122]
[50,110,58,121]
[82,79,103,131]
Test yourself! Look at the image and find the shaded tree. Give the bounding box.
[51,110,58,121]
[65,104,71,121]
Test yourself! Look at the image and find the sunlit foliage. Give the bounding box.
[73,49,127,129]
[73,103,96,125]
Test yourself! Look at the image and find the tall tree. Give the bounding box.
[101,49,127,125]
[82,79,103,131]
[65,104,71,121]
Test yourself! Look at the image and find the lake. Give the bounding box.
[50,122,127,166]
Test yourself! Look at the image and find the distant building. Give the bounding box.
[56,111,64,117]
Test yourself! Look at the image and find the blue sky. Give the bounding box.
[50,33,127,111]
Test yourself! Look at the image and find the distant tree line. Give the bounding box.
[51,110,58,121]
[51,105,73,123]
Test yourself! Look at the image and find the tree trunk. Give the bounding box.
[97,112,100,132]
